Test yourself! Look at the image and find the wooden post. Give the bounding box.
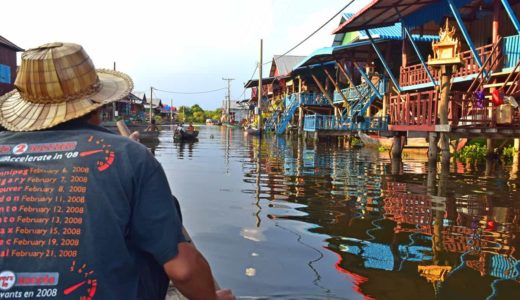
[402,39,408,68]
[324,68,349,109]
[298,106,304,135]
[428,132,439,162]
[336,62,363,99]
[310,74,335,106]
[149,87,153,124]
[382,93,389,116]
[439,65,451,164]
[258,39,263,131]
[392,135,402,159]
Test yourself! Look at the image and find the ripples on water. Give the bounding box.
[151,126,520,300]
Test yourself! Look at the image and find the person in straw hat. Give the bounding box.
[0,42,234,300]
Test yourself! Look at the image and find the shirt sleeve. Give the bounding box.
[130,164,186,265]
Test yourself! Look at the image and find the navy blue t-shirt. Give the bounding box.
[0,120,185,299]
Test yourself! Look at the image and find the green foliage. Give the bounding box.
[455,144,487,162]
[351,137,362,147]
[502,145,518,162]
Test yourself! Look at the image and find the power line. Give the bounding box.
[152,87,226,95]
[238,63,259,100]
[263,0,356,65]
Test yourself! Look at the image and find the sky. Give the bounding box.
[2,0,366,110]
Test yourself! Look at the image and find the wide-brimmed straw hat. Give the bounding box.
[0,42,133,131]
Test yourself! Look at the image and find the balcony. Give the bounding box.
[389,90,520,131]
[399,39,501,87]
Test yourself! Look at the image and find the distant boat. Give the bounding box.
[245,127,261,136]
[139,130,160,142]
[174,129,199,141]
[206,119,221,126]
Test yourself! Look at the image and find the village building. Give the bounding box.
[0,36,23,96]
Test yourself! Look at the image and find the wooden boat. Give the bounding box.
[245,127,262,136]
[139,130,160,142]
[174,129,199,141]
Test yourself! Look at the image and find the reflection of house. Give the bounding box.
[0,36,23,96]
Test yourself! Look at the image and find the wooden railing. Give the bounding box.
[389,91,439,127]
[390,89,520,129]
[399,42,499,87]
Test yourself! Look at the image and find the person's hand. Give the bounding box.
[129,131,140,142]
[216,288,236,300]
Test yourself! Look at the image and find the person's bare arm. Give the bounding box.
[163,242,217,300]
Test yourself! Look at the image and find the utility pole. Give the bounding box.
[170,99,173,123]
[258,39,263,131]
[222,77,234,122]
[149,87,153,124]
[112,62,117,121]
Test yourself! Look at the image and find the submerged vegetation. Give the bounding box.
[454,139,518,163]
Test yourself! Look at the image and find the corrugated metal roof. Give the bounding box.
[333,0,477,34]
[270,55,306,77]
[357,22,438,42]
[0,36,23,51]
[293,40,378,70]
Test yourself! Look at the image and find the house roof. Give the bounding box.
[244,77,277,88]
[0,36,23,51]
[270,55,306,77]
[332,0,477,34]
[293,40,383,70]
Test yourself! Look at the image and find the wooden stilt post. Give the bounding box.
[298,106,304,135]
[439,65,451,164]
[428,132,439,162]
[392,135,402,159]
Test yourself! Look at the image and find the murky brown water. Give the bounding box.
[149,125,520,300]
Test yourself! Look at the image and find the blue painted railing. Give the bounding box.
[299,92,329,106]
[503,34,520,70]
[333,78,386,104]
[277,94,299,135]
[304,114,389,132]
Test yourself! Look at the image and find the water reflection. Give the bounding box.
[154,126,520,299]
[248,134,519,299]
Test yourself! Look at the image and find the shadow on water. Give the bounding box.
[151,126,520,300]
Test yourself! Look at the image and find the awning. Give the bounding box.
[332,0,475,34]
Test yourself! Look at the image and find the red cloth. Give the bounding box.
[491,89,504,106]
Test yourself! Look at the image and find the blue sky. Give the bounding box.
[2,0,365,110]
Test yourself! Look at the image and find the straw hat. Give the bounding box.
[0,42,133,131]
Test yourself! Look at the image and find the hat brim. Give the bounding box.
[0,69,133,132]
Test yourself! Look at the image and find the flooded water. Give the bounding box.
[150,125,520,300]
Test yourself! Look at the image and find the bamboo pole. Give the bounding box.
[323,68,350,109]
[310,74,335,106]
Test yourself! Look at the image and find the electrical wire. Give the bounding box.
[152,87,226,95]
[262,0,357,66]
[237,63,259,100]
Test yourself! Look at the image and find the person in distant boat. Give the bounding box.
[146,118,159,132]
[0,42,235,300]
[187,122,195,132]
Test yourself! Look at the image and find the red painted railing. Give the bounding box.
[390,89,520,130]
[400,42,498,87]
[389,90,439,127]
